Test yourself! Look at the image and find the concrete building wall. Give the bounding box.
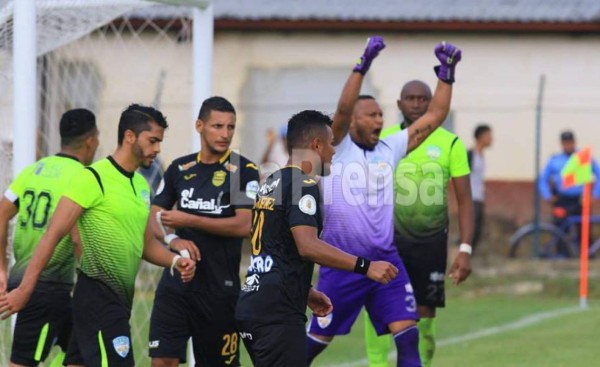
[212,32,600,180]
[2,30,599,183]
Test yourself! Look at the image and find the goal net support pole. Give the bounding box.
[192,2,213,152]
[13,0,37,176]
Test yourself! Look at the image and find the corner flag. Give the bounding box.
[560,146,593,309]
[561,146,593,188]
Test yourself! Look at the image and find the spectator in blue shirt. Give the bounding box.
[538,131,600,254]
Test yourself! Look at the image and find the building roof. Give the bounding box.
[212,0,600,23]
[129,0,600,33]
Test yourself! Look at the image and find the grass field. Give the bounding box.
[8,261,600,366]
[240,269,599,367]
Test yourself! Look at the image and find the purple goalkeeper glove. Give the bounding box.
[353,36,386,75]
[433,41,462,84]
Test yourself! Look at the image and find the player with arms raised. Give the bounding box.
[236,110,399,367]
[306,37,462,367]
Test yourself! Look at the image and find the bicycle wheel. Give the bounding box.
[509,223,575,259]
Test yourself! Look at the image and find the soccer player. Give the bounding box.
[148,96,260,367]
[0,109,99,367]
[0,104,196,367]
[364,80,474,367]
[235,110,399,367]
[306,37,461,367]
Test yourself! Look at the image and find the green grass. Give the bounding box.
[296,274,595,367]
[435,309,598,367]
[14,272,600,366]
[299,297,582,367]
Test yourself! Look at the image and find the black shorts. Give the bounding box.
[396,231,448,308]
[63,274,134,367]
[10,286,72,366]
[149,286,240,367]
[236,320,307,367]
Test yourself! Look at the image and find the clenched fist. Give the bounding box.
[353,36,386,75]
[366,261,399,285]
[434,41,462,84]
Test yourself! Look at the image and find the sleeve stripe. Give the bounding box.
[85,167,104,195]
[450,136,459,150]
[4,188,18,203]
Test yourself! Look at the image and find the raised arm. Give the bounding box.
[406,42,462,153]
[332,36,385,145]
[0,197,83,318]
[0,198,18,293]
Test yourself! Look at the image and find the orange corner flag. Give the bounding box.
[560,146,594,309]
[561,146,593,189]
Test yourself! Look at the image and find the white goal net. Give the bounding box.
[0,1,200,364]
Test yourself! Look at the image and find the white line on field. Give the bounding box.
[325,305,584,367]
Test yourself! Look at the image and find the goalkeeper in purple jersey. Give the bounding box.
[306,37,462,367]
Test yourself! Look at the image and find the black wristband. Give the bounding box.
[354,257,371,275]
[433,65,455,85]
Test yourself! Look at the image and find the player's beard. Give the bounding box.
[133,140,154,169]
[355,125,378,150]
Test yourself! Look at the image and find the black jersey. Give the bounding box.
[235,166,323,324]
[153,150,260,294]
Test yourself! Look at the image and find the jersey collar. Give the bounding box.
[107,155,134,178]
[353,140,375,152]
[56,152,81,163]
[196,149,232,165]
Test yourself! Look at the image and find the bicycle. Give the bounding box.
[509,214,600,259]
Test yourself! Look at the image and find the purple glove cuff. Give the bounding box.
[353,36,386,75]
[353,55,371,75]
[434,64,456,84]
[433,42,462,84]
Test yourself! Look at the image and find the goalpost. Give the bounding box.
[0,0,212,364]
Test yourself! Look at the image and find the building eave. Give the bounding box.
[214,19,600,34]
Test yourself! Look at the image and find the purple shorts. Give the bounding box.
[308,255,417,336]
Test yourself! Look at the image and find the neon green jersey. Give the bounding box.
[5,154,83,289]
[380,124,470,240]
[64,157,151,308]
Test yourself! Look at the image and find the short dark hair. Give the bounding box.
[59,108,97,147]
[118,104,168,145]
[197,96,236,121]
[474,124,491,140]
[560,130,575,141]
[286,110,333,155]
[358,95,375,101]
